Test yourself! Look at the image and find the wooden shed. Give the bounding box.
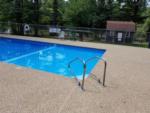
[106,21,136,43]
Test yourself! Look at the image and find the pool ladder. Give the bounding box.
[68,56,107,91]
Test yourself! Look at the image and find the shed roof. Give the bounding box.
[107,21,136,32]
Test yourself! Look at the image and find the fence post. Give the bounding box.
[148,32,150,48]
[79,32,83,41]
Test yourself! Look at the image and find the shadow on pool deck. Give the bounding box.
[0,34,150,113]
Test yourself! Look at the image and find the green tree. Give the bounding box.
[0,0,14,21]
[63,0,114,28]
[115,0,147,22]
[63,0,98,27]
[0,0,148,29]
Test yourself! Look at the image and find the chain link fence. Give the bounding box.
[0,22,149,48]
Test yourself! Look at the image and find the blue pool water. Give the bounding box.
[0,37,105,79]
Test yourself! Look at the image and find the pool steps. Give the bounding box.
[68,56,107,91]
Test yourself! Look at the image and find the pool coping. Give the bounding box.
[0,34,107,51]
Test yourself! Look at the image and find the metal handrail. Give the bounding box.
[86,56,107,87]
[68,56,107,91]
[68,57,86,90]
[86,56,101,63]
[68,66,81,86]
[68,57,85,68]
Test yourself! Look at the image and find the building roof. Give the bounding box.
[106,21,136,32]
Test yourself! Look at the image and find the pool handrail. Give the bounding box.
[68,57,86,90]
[86,56,107,87]
[68,56,107,91]
[68,57,85,68]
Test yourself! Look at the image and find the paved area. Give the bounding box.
[0,34,150,113]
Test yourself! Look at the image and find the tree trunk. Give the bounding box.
[33,0,39,36]
[14,0,24,35]
[52,0,58,26]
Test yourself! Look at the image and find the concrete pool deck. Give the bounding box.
[0,34,150,113]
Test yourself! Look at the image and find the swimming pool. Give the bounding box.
[0,37,105,79]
